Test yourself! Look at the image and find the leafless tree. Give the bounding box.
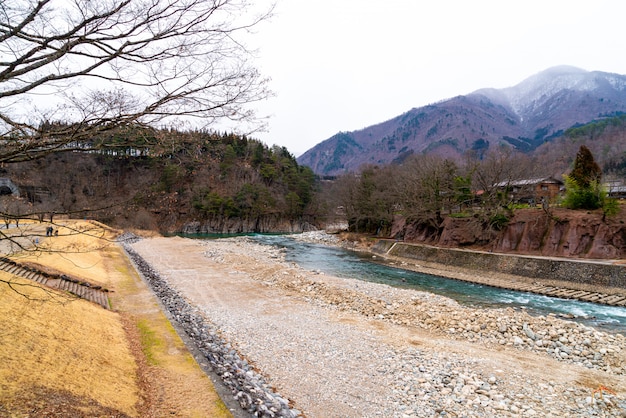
[0,0,273,163]
[468,147,537,211]
[326,167,392,234]
[393,155,459,229]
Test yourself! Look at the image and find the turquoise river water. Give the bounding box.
[243,234,626,335]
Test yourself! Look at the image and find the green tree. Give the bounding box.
[339,165,395,234]
[453,175,473,208]
[235,183,275,221]
[157,163,183,193]
[220,145,238,174]
[570,145,601,189]
[562,145,603,210]
[285,192,304,220]
[561,176,601,210]
[259,163,277,185]
[252,143,266,166]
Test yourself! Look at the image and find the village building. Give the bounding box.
[493,177,564,204]
[605,180,626,199]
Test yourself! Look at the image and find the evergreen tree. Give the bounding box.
[570,145,601,188]
[562,145,603,210]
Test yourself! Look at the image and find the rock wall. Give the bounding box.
[180,217,317,234]
[398,208,626,260]
[373,240,626,289]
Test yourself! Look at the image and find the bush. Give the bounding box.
[489,213,509,230]
[602,197,620,219]
[561,176,602,210]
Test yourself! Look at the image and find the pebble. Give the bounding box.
[123,240,299,417]
[126,233,626,418]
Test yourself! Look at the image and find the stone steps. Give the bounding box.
[0,258,109,309]
[402,264,626,307]
[517,285,626,307]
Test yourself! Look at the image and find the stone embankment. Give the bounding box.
[180,219,317,235]
[126,232,626,417]
[276,233,626,375]
[370,240,626,306]
[119,233,299,418]
[215,235,626,416]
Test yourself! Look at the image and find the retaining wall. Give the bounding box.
[372,240,626,289]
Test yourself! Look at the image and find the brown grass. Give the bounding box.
[0,274,139,416]
[0,220,231,417]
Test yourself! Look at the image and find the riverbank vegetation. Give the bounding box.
[1,129,316,233]
[315,143,626,256]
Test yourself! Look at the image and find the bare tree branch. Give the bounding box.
[0,276,77,304]
[0,0,273,162]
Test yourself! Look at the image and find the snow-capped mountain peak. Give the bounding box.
[480,66,626,118]
[299,66,626,176]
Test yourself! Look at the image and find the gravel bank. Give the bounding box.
[121,238,297,417]
[127,233,626,417]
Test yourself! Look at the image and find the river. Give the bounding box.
[246,234,626,334]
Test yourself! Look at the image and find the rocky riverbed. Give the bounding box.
[126,233,626,417]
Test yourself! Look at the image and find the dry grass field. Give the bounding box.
[0,220,230,417]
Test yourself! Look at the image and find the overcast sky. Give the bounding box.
[247,0,626,157]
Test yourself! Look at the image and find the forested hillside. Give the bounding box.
[312,119,626,258]
[2,129,317,234]
[533,113,626,178]
[4,114,626,238]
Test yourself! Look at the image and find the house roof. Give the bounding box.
[607,185,626,193]
[493,177,563,188]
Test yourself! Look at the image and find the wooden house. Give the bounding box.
[493,177,564,204]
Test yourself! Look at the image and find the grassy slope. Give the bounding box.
[0,220,230,417]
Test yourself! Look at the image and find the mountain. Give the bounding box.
[297,66,626,176]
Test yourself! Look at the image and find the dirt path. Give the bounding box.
[131,236,626,417]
